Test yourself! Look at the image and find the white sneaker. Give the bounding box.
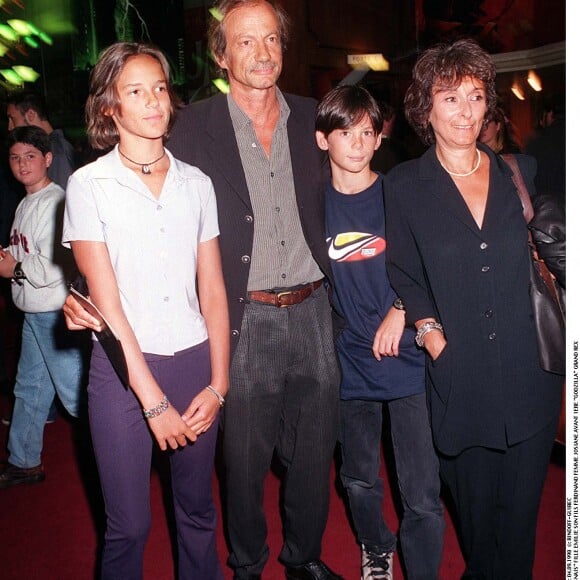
[361,544,394,580]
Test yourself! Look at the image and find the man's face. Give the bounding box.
[215,1,283,95]
[7,104,27,130]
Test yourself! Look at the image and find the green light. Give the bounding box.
[208,8,224,21]
[212,78,230,94]
[0,69,23,85]
[24,36,39,48]
[38,31,53,45]
[0,24,19,42]
[7,19,34,36]
[13,66,40,82]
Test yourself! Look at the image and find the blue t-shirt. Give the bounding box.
[325,174,425,401]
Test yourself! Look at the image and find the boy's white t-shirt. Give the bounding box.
[9,181,74,313]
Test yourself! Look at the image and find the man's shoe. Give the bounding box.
[0,463,45,489]
[361,544,394,580]
[285,559,343,580]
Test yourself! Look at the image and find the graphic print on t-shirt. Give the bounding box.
[327,232,386,262]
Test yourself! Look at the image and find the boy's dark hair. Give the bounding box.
[315,85,383,136]
[7,126,52,156]
[6,91,49,121]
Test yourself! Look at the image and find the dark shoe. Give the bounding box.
[285,560,343,580]
[0,463,45,489]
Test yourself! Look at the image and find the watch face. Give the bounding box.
[14,264,25,278]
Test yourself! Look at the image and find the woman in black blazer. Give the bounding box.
[384,38,562,579]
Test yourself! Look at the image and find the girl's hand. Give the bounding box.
[147,405,198,450]
[181,387,223,435]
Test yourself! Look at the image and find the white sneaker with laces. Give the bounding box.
[361,544,394,580]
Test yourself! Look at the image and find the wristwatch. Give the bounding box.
[393,298,405,311]
[13,262,26,280]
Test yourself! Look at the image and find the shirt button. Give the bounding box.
[481,265,490,272]
[280,240,285,246]
[232,329,240,337]
[241,255,250,264]
[163,296,169,302]
[480,242,488,250]
[160,227,165,233]
[275,207,280,212]
[244,215,253,223]
[156,205,162,211]
[281,273,287,279]
[484,309,494,318]
[488,332,496,340]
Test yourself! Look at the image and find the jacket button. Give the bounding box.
[480,242,488,250]
[484,309,494,318]
[481,265,490,272]
[241,255,250,264]
[244,215,253,223]
[231,330,239,337]
[488,332,497,340]
[237,297,246,303]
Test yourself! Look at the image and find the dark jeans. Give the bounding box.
[223,286,340,578]
[89,341,222,580]
[439,414,558,580]
[339,393,444,580]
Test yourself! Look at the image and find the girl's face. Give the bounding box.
[478,119,501,149]
[110,54,171,143]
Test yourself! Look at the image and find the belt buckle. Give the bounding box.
[275,290,294,307]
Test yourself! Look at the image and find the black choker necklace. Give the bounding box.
[118,148,166,174]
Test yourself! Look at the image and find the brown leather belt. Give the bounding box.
[247,280,323,308]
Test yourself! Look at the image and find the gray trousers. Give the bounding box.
[223,286,340,577]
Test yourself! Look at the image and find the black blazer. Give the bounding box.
[384,144,561,455]
[167,93,331,349]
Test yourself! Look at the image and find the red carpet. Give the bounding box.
[0,403,564,580]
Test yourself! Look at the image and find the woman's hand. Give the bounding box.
[181,387,223,436]
[147,405,198,450]
[424,330,447,361]
[0,249,16,279]
[372,307,405,360]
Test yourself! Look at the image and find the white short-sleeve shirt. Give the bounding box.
[63,146,219,355]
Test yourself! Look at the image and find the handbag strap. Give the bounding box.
[501,153,534,224]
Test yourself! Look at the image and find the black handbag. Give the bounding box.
[502,154,565,375]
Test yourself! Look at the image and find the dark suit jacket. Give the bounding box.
[167,92,331,350]
[384,144,561,456]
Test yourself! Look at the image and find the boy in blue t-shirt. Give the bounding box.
[315,85,444,580]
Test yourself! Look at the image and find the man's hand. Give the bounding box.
[63,293,104,332]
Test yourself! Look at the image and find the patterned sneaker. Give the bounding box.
[361,544,394,580]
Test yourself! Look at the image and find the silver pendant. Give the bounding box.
[141,164,151,175]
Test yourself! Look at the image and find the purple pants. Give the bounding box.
[89,340,222,580]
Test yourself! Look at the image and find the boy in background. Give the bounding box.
[0,126,84,488]
[315,85,444,580]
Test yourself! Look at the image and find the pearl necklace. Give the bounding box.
[118,148,166,175]
[439,149,481,177]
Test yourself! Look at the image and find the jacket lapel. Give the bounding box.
[203,95,252,209]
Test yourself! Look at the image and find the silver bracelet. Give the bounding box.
[143,394,169,419]
[206,385,225,407]
[415,321,444,348]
